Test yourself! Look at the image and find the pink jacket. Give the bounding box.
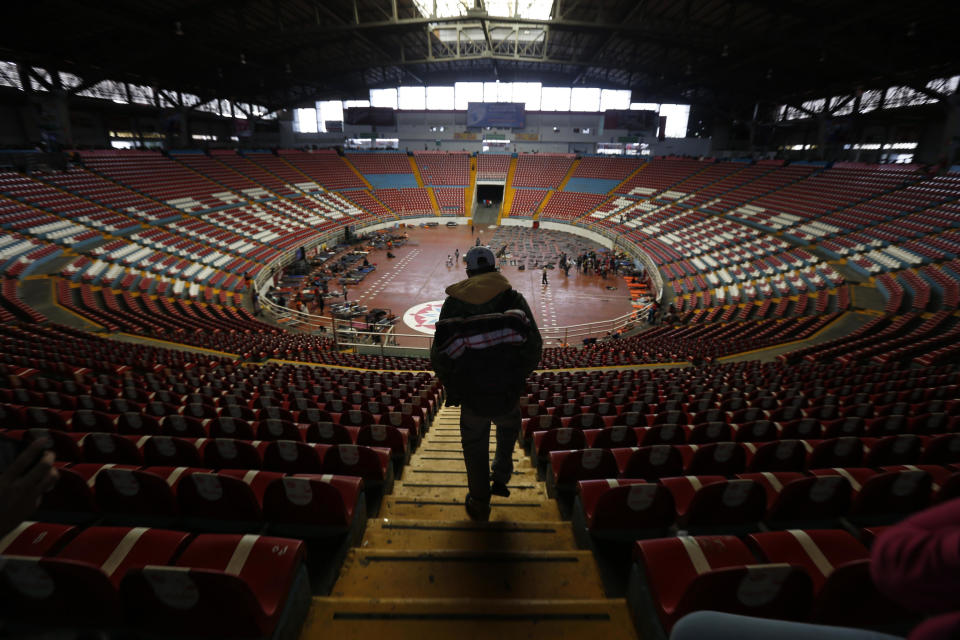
[871,497,960,640]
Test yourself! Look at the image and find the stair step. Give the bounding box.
[362,518,578,551]
[331,549,605,599]
[381,495,562,521]
[397,468,535,487]
[408,456,531,472]
[302,597,637,640]
[394,481,545,500]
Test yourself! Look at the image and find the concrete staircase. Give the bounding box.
[301,405,637,639]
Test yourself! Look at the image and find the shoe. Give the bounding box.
[490,480,511,497]
[465,494,490,521]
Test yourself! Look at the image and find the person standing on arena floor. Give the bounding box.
[430,246,543,521]
[542,266,548,286]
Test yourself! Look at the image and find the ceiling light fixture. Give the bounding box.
[240,53,247,65]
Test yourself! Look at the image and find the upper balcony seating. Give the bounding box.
[572,156,643,181]
[345,152,413,175]
[277,150,366,190]
[413,152,470,186]
[512,154,575,189]
[211,151,298,196]
[0,171,139,235]
[477,154,511,181]
[41,167,178,223]
[79,151,244,214]
[615,157,707,198]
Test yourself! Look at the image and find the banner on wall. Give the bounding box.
[515,132,539,141]
[466,102,526,129]
[453,131,479,140]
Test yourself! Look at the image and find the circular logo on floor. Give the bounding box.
[403,300,445,335]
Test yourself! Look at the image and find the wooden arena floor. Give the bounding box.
[344,224,635,346]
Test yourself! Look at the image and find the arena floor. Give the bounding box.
[343,224,636,347]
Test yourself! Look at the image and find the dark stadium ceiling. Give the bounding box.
[2,0,959,113]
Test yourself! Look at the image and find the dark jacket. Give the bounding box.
[430,271,542,414]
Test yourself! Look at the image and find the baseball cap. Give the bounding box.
[465,246,496,271]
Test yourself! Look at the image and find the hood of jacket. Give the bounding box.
[445,271,512,305]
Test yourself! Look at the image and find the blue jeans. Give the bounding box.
[460,403,521,503]
[669,612,905,640]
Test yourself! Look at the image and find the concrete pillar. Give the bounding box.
[178,104,190,147]
[51,91,74,148]
[939,94,960,165]
[816,113,829,161]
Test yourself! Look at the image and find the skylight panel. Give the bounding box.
[484,0,553,19]
[414,0,552,19]
[412,0,468,18]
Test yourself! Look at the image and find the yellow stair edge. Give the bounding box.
[361,518,578,551]
[465,156,477,220]
[557,157,580,190]
[612,162,646,193]
[301,597,638,640]
[499,156,519,222]
[426,186,442,216]
[408,155,426,188]
[331,548,605,599]
[341,156,374,190]
[534,190,555,220]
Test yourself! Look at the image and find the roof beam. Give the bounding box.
[248,14,705,37]
[572,1,647,84]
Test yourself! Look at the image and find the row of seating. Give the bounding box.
[573,467,958,543]
[5,430,400,511]
[212,150,298,196]
[0,231,62,278]
[508,188,549,216]
[539,191,606,221]
[275,149,367,190]
[374,187,433,217]
[541,434,960,491]
[511,154,575,189]
[572,156,643,181]
[345,152,413,176]
[39,166,179,222]
[413,151,470,186]
[0,523,312,638]
[476,153,511,180]
[540,314,839,367]
[33,463,365,533]
[627,528,913,638]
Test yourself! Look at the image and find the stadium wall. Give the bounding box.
[285,109,712,156]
